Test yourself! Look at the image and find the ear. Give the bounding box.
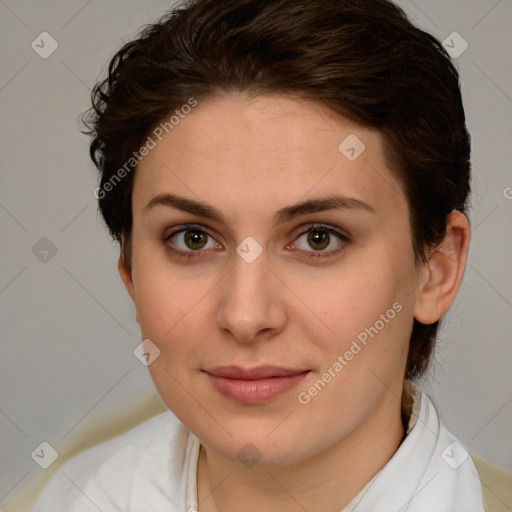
[413,211,470,324]
[118,252,135,302]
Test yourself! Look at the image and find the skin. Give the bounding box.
[119,92,470,512]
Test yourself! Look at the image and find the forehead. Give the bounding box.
[132,93,407,222]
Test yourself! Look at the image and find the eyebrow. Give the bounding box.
[144,192,375,225]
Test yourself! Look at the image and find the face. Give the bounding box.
[121,92,423,466]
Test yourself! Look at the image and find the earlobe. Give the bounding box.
[118,253,135,302]
[413,211,470,325]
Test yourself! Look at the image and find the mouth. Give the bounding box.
[203,365,310,405]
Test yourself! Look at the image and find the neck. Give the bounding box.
[197,385,408,512]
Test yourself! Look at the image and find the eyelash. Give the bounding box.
[163,223,351,261]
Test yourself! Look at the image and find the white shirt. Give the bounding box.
[31,380,485,511]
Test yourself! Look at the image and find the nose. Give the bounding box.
[215,250,287,344]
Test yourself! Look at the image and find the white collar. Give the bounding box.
[185,379,485,512]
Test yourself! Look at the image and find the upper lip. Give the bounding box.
[204,365,309,379]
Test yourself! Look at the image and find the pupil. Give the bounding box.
[186,230,207,250]
[308,230,329,250]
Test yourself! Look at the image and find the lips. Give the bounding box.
[204,365,310,404]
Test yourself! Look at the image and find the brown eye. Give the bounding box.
[292,224,351,260]
[164,225,221,260]
[184,229,208,250]
[307,229,330,251]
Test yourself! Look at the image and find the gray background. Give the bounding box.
[1,0,511,510]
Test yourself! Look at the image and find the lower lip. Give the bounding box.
[206,372,309,405]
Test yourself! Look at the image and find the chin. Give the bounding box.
[197,420,324,468]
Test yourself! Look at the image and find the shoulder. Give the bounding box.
[419,391,486,511]
[470,452,512,512]
[31,410,190,512]
[60,408,187,477]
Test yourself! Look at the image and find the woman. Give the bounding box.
[32,0,485,510]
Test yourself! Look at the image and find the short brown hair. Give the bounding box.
[83,0,471,379]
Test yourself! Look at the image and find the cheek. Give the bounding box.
[130,255,218,367]
[318,267,401,331]
[307,249,415,368]
[130,248,185,340]
[295,263,413,419]
[135,280,201,346]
